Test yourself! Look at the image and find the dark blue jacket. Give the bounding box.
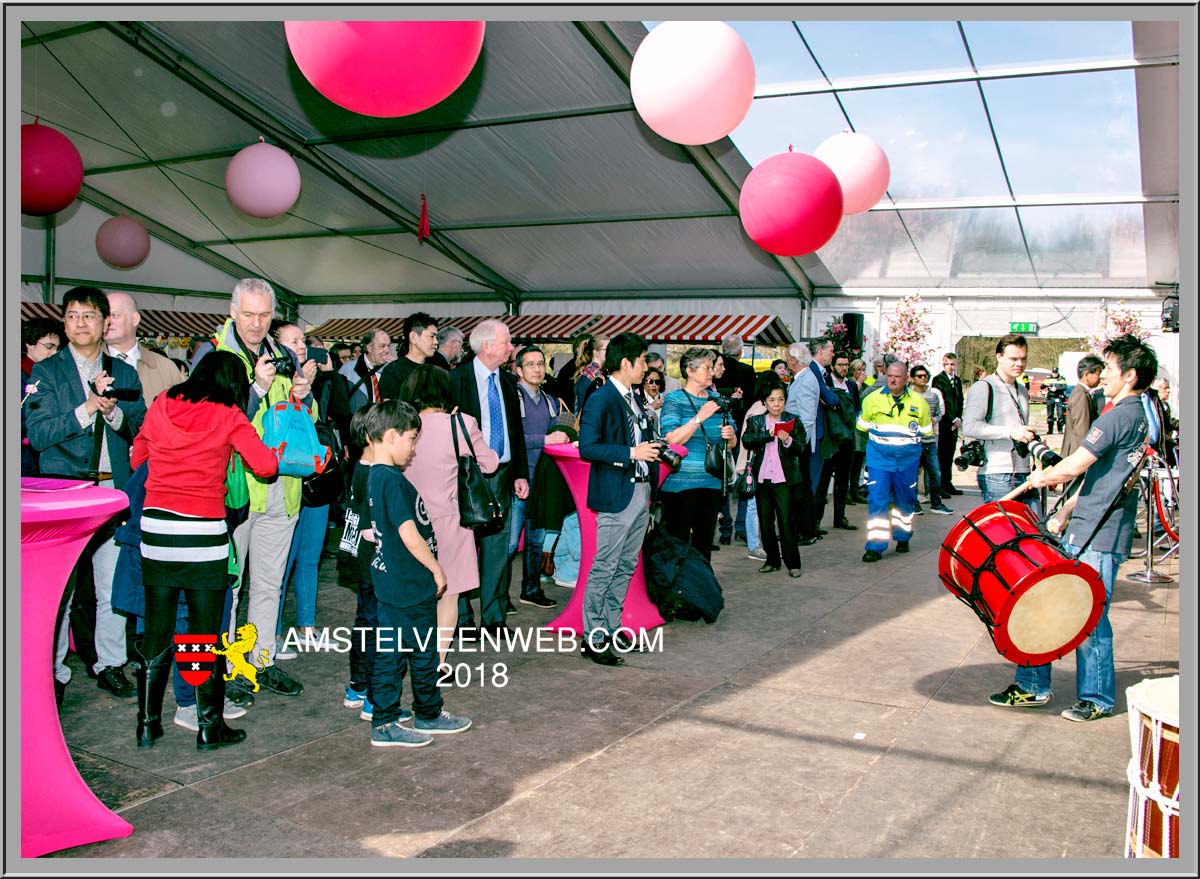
[578,380,660,513]
[26,348,145,489]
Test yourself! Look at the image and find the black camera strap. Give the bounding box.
[86,351,119,484]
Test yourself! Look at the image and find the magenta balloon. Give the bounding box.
[739,152,844,257]
[285,20,485,118]
[226,142,302,219]
[813,131,891,215]
[95,216,151,269]
[21,121,84,216]
[630,21,756,146]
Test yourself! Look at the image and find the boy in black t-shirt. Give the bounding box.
[363,400,472,747]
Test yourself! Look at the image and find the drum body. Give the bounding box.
[1125,676,1180,858]
[939,501,1105,666]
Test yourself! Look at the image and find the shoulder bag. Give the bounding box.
[451,412,504,529]
[686,394,736,492]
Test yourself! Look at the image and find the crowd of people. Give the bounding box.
[21,280,1178,747]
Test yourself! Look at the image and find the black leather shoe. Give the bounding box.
[816,529,828,537]
[519,591,557,608]
[862,550,883,563]
[895,542,910,554]
[711,543,721,551]
[799,536,820,547]
[581,641,623,666]
[484,622,515,639]
[758,563,780,574]
[945,486,964,496]
[54,679,66,709]
[196,721,247,752]
[96,666,135,699]
[719,535,732,545]
[734,532,747,543]
[834,518,858,531]
[612,631,647,653]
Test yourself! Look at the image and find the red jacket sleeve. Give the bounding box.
[228,409,279,477]
[130,398,157,470]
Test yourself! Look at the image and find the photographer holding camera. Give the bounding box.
[961,333,1040,516]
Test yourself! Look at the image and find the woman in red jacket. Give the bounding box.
[130,350,279,751]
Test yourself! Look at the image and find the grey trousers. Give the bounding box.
[230,480,299,667]
[583,483,651,642]
[459,467,514,628]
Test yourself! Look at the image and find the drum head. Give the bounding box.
[1127,675,1179,728]
[994,560,1105,666]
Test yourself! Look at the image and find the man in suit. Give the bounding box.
[787,337,839,525]
[932,352,965,496]
[428,325,463,371]
[104,291,186,405]
[27,286,147,702]
[340,327,391,414]
[449,319,529,636]
[1062,355,1105,457]
[578,332,660,666]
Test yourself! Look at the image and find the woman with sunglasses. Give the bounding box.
[640,367,666,436]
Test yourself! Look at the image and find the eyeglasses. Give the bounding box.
[37,340,60,352]
[645,379,661,386]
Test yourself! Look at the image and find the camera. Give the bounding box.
[954,440,987,471]
[1014,434,1063,468]
[89,382,141,402]
[656,444,683,471]
[266,354,295,378]
[710,394,734,411]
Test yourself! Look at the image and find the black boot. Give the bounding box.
[195,667,247,752]
[135,645,173,748]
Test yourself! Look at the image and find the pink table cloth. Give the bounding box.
[542,443,687,636]
[21,477,133,858]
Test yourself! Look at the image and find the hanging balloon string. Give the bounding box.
[22,23,274,282]
[156,163,494,289]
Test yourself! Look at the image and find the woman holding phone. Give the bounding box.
[741,374,805,578]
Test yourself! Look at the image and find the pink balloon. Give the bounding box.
[630,21,755,146]
[813,131,891,215]
[284,21,485,118]
[96,216,151,269]
[739,152,844,257]
[226,142,302,219]
[22,121,84,216]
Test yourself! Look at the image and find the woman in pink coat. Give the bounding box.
[401,365,499,665]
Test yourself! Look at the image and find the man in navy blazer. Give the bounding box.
[449,320,529,637]
[26,286,146,702]
[577,332,661,666]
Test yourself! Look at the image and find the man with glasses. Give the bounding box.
[27,286,147,703]
[962,334,1039,516]
[340,328,392,414]
[508,345,572,609]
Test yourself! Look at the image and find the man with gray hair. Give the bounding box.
[104,290,186,404]
[193,278,316,702]
[450,319,530,636]
[429,325,464,371]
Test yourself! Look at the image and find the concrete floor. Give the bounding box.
[46,467,1181,865]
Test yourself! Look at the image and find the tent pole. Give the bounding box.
[43,215,56,304]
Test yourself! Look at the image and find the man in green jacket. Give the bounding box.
[192,278,317,702]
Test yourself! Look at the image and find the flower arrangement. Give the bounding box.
[1086,300,1151,355]
[21,380,40,406]
[820,318,861,356]
[883,292,933,367]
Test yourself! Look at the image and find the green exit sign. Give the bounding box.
[1010,322,1039,335]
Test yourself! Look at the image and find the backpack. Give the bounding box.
[262,393,331,478]
[642,527,724,624]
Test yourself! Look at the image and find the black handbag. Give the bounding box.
[688,394,736,491]
[736,466,756,500]
[302,383,345,508]
[451,412,504,530]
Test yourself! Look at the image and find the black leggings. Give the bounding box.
[142,585,226,661]
[661,488,723,562]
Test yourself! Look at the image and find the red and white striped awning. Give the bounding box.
[307,314,595,344]
[585,313,793,346]
[20,302,228,339]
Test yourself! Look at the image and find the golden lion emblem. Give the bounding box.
[211,623,269,692]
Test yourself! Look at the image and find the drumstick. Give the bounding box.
[1000,478,1035,503]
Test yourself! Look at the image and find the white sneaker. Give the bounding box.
[747,548,768,561]
[275,638,298,660]
[223,698,247,719]
[553,578,576,589]
[173,704,198,730]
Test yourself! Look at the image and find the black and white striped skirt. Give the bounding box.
[141,508,230,591]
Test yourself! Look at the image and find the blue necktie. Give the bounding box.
[487,372,505,457]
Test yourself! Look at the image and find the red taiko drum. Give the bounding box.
[939,501,1105,666]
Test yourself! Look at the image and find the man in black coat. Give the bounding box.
[26,286,147,702]
[932,352,965,496]
[449,320,529,637]
[577,332,661,666]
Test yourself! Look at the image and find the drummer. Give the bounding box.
[988,334,1156,721]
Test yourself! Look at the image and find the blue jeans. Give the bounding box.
[279,503,328,633]
[745,497,760,552]
[507,496,546,596]
[918,443,942,506]
[1015,542,1122,711]
[978,472,1042,518]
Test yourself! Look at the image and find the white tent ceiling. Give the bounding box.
[17,15,1185,323]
